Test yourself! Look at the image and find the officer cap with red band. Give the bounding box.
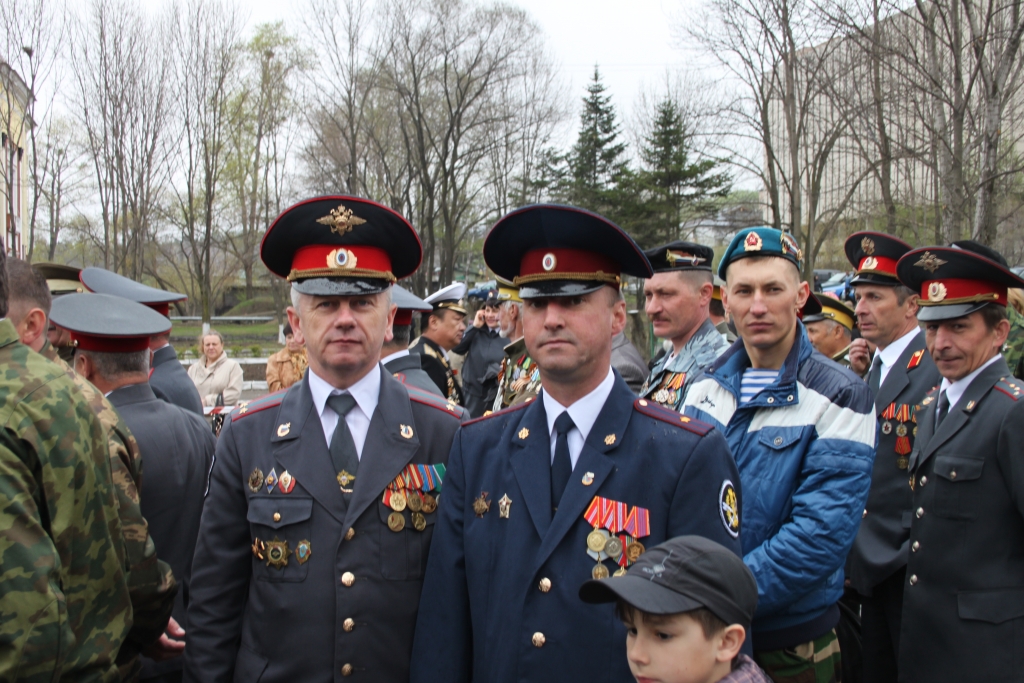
[79,267,186,318]
[845,231,912,287]
[392,285,432,327]
[482,204,652,299]
[48,293,172,353]
[896,245,1024,322]
[261,196,422,297]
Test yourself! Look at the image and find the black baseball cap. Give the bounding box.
[579,535,757,627]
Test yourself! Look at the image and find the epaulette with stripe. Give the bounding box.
[405,384,465,419]
[907,348,926,370]
[634,398,713,436]
[994,376,1023,401]
[463,399,532,426]
[231,390,286,421]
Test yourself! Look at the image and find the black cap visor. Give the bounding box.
[579,575,706,616]
[850,273,900,287]
[292,277,392,297]
[916,301,995,322]
[519,280,610,299]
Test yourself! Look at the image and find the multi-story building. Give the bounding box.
[1,61,29,259]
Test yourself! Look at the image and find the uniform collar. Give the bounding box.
[541,367,615,442]
[380,348,410,365]
[307,363,381,422]
[939,353,1002,411]
[874,326,919,370]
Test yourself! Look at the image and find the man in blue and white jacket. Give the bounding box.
[683,227,876,683]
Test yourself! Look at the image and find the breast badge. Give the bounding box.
[251,538,265,561]
[473,492,491,518]
[277,423,291,437]
[583,496,651,579]
[498,494,512,519]
[265,468,278,493]
[337,470,356,493]
[265,538,290,568]
[581,471,595,486]
[248,468,265,493]
[719,481,740,538]
[295,540,312,565]
[278,470,296,494]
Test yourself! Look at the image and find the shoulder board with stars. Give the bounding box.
[405,384,466,419]
[633,398,713,436]
[463,399,532,426]
[994,376,1023,401]
[231,390,286,421]
[907,348,926,370]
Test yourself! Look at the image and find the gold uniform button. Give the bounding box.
[345,527,356,541]
[538,578,552,593]
[916,507,924,519]
[341,663,353,676]
[343,618,355,632]
[341,572,355,587]
[273,512,281,522]
[909,574,918,585]
[950,470,957,480]
[532,632,546,648]
[862,509,868,519]
[912,541,920,552]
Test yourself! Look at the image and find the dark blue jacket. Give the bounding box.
[410,372,742,683]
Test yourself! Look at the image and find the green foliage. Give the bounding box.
[250,345,263,357]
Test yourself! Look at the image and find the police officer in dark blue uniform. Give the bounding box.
[409,204,743,683]
[184,197,463,683]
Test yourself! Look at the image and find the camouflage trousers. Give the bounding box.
[755,629,842,683]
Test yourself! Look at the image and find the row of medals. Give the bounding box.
[881,418,914,470]
[586,527,645,579]
[384,488,437,533]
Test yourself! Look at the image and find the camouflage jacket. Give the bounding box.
[640,318,730,412]
[0,320,132,683]
[491,338,540,412]
[40,342,177,680]
[1005,305,1024,380]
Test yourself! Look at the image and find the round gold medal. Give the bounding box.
[655,389,670,404]
[626,541,646,563]
[612,567,628,577]
[387,511,406,532]
[421,493,437,514]
[897,457,909,470]
[407,491,423,512]
[412,511,427,531]
[586,529,608,553]
[390,490,407,512]
[604,536,624,559]
[896,423,908,437]
[592,562,610,579]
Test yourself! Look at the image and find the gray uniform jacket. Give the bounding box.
[452,326,506,418]
[108,382,215,679]
[384,353,443,397]
[183,367,462,683]
[848,331,939,595]
[898,357,1024,682]
[150,345,204,415]
[611,332,647,394]
[640,318,729,412]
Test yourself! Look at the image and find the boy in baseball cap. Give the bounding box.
[579,536,770,683]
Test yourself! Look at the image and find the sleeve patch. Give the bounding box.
[634,398,713,436]
[720,480,740,538]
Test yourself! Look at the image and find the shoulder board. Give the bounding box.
[907,348,926,370]
[994,376,1023,401]
[463,398,532,426]
[231,390,286,421]
[421,344,439,359]
[634,398,713,436]
[406,384,466,419]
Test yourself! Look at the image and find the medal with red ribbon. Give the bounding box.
[381,463,446,516]
[583,496,650,578]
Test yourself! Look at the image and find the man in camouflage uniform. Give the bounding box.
[490,278,541,411]
[0,254,134,682]
[640,241,729,411]
[5,258,178,680]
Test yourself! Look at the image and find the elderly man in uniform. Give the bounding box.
[711,275,738,343]
[381,285,442,397]
[640,240,730,411]
[683,227,876,683]
[491,277,541,412]
[410,204,743,683]
[803,295,856,367]
[184,197,463,683]
[80,267,204,415]
[452,289,507,417]
[839,232,938,683]
[410,282,467,405]
[52,292,216,683]
[893,245,1024,683]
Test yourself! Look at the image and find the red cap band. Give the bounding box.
[919,278,1007,306]
[858,255,899,277]
[72,333,153,353]
[517,248,621,284]
[290,245,393,279]
[147,303,171,318]
[394,310,413,326]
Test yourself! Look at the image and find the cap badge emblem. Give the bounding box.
[928,282,947,302]
[327,248,357,269]
[667,251,704,266]
[915,251,947,273]
[861,256,878,271]
[541,253,557,271]
[316,203,366,235]
[861,236,876,255]
[743,231,762,252]
[719,480,740,538]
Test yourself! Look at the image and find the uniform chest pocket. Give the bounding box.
[248,496,313,582]
[378,499,437,581]
[931,455,984,519]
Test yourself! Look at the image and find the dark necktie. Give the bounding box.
[935,390,950,428]
[326,393,359,492]
[868,355,883,394]
[551,412,575,510]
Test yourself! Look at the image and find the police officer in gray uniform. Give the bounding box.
[184,197,463,683]
[50,292,216,683]
[895,244,1024,683]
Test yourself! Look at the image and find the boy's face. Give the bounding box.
[623,611,739,683]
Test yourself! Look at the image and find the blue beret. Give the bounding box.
[718,227,803,279]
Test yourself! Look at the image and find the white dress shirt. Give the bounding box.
[939,354,1003,414]
[381,349,410,365]
[874,327,919,388]
[541,368,616,470]
[307,365,381,458]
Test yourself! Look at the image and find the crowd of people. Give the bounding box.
[1,196,1022,683]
